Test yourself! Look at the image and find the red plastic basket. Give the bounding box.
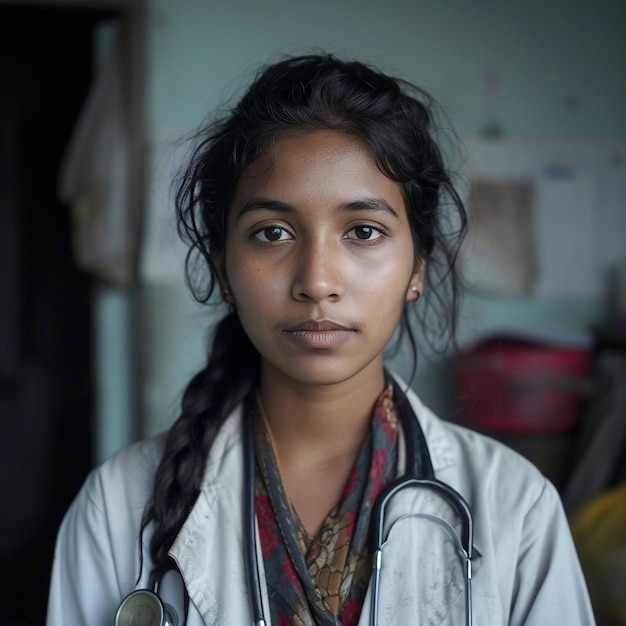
[456,339,591,435]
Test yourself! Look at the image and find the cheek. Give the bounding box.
[226,254,280,306]
[351,251,414,301]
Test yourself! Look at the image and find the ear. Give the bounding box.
[212,252,234,304]
[406,258,426,302]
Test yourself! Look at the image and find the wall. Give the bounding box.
[131,0,626,442]
[147,0,626,139]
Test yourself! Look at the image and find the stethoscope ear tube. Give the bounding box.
[368,477,473,559]
[368,478,474,626]
[383,378,473,556]
[243,393,267,626]
[369,377,474,626]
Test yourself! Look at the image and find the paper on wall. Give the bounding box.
[462,179,536,296]
[461,140,626,299]
[534,173,596,297]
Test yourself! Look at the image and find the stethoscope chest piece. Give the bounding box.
[115,589,178,626]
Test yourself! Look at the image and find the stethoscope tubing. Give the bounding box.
[369,499,473,626]
[370,476,473,557]
[243,394,267,626]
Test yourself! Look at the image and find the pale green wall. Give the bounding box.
[147,0,626,139]
[126,0,626,446]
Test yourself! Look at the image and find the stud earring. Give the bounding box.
[411,286,421,301]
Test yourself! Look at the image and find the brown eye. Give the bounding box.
[345,225,384,241]
[355,226,373,239]
[265,227,283,241]
[253,226,291,242]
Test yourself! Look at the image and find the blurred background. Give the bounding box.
[1,0,625,623]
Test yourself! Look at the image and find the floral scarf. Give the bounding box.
[253,386,399,626]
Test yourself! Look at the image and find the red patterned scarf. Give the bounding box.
[253,386,399,625]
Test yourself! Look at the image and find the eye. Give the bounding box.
[252,226,292,242]
[345,225,385,241]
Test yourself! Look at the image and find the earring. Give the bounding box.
[411,286,421,301]
[223,288,233,303]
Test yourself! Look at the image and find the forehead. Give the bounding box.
[230,129,406,212]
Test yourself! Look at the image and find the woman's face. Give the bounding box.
[222,129,423,390]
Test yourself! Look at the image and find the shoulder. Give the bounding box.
[56,433,168,572]
[47,435,169,624]
[73,408,245,534]
[83,434,167,515]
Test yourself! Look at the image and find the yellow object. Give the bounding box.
[570,481,626,625]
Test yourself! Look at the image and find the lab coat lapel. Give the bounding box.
[168,408,258,625]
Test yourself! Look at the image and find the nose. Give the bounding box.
[291,238,344,303]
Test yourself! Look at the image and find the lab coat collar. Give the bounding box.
[391,374,458,473]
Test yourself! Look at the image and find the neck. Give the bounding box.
[258,363,386,464]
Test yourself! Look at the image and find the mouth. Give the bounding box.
[285,320,352,332]
[283,319,356,348]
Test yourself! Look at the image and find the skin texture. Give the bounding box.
[221,129,423,535]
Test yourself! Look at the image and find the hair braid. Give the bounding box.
[140,312,259,566]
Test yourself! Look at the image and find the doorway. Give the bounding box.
[0,5,117,623]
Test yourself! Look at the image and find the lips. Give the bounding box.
[283,319,356,348]
[285,320,352,332]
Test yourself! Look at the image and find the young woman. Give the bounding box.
[47,55,594,625]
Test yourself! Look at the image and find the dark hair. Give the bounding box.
[141,53,467,567]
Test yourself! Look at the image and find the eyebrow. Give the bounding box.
[235,197,400,220]
[236,199,294,220]
[340,198,400,219]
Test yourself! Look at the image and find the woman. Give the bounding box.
[47,55,594,625]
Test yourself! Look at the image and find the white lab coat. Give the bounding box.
[46,386,595,625]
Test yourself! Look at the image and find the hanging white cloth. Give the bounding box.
[58,26,134,286]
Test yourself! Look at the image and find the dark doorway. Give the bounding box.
[0,5,115,623]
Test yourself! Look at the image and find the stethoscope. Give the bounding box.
[116,378,474,626]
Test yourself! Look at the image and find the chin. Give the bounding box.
[265,355,383,389]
